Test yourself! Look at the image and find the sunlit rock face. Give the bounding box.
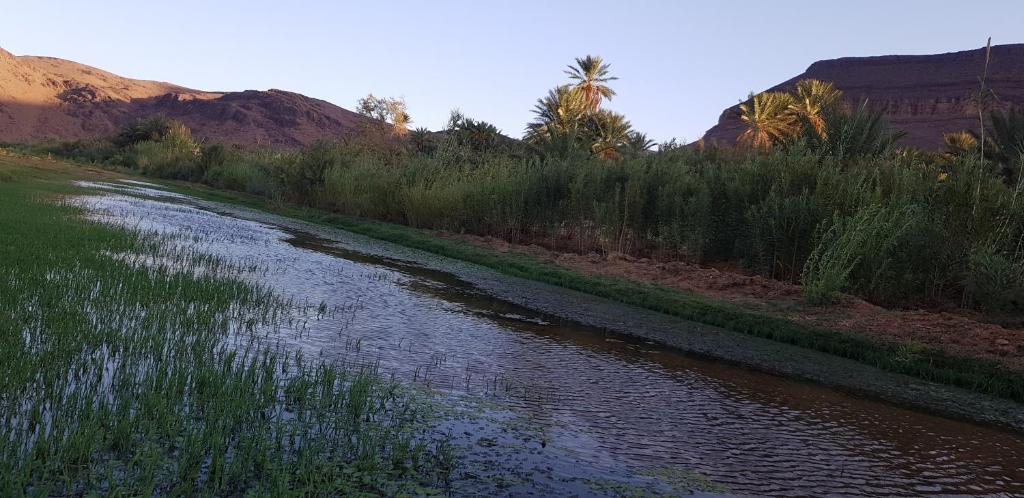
[700,44,1024,149]
[0,48,373,147]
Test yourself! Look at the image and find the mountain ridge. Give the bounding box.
[700,44,1024,149]
[0,48,370,147]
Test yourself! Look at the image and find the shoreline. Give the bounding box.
[4,153,1021,432]
[438,232,1024,372]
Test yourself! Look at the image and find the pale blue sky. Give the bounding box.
[2,1,1021,141]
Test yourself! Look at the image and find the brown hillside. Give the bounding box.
[700,44,1024,149]
[0,48,371,147]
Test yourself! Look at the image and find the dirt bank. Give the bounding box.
[439,232,1024,371]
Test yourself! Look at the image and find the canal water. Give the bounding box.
[72,181,1024,497]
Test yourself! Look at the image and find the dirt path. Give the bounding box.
[439,232,1024,371]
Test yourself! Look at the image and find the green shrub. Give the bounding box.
[965,248,1024,313]
[321,155,403,221]
[113,115,174,148]
[801,204,918,305]
[744,188,820,281]
[130,140,201,181]
[275,142,337,204]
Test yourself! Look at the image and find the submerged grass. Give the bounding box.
[161,180,1024,403]
[0,160,452,496]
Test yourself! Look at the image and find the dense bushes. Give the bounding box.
[13,113,1024,317]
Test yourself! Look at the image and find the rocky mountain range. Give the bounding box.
[700,44,1024,149]
[0,47,370,147]
[4,45,1024,151]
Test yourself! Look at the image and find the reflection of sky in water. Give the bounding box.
[70,185,1024,497]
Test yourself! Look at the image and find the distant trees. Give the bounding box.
[737,79,903,159]
[623,132,656,157]
[527,55,638,160]
[445,110,505,153]
[987,108,1024,178]
[113,115,175,148]
[946,108,1024,182]
[356,94,411,135]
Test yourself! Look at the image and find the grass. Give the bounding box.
[0,157,452,496]
[154,175,1024,403]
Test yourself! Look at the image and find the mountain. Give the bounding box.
[700,44,1024,149]
[0,48,371,147]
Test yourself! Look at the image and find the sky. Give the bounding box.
[2,1,1021,142]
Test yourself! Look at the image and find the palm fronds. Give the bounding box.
[791,79,843,139]
[738,92,799,150]
[565,55,618,112]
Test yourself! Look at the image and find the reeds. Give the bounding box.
[18,133,1024,312]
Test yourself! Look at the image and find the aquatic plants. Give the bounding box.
[0,166,451,495]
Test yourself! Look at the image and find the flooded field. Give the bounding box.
[71,181,1024,496]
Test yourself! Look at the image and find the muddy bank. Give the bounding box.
[441,233,1024,372]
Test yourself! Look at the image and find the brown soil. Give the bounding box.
[439,232,1024,371]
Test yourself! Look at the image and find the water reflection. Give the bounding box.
[74,189,1024,496]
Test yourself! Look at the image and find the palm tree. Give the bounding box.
[987,108,1024,164]
[790,79,843,139]
[806,101,905,160]
[737,92,798,150]
[460,119,503,152]
[565,55,617,113]
[943,131,979,158]
[526,85,589,143]
[587,110,632,160]
[985,108,1024,183]
[408,127,436,154]
[624,131,657,157]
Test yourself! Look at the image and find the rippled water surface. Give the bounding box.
[72,182,1024,497]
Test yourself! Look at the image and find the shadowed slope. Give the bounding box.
[0,47,371,147]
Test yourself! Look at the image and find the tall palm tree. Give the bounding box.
[565,55,617,113]
[525,85,589,143]
[737,92,798,150]
[790,79,843,139]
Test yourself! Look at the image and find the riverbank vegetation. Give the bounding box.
[6,55,1024,400]
[0,158,452,495]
